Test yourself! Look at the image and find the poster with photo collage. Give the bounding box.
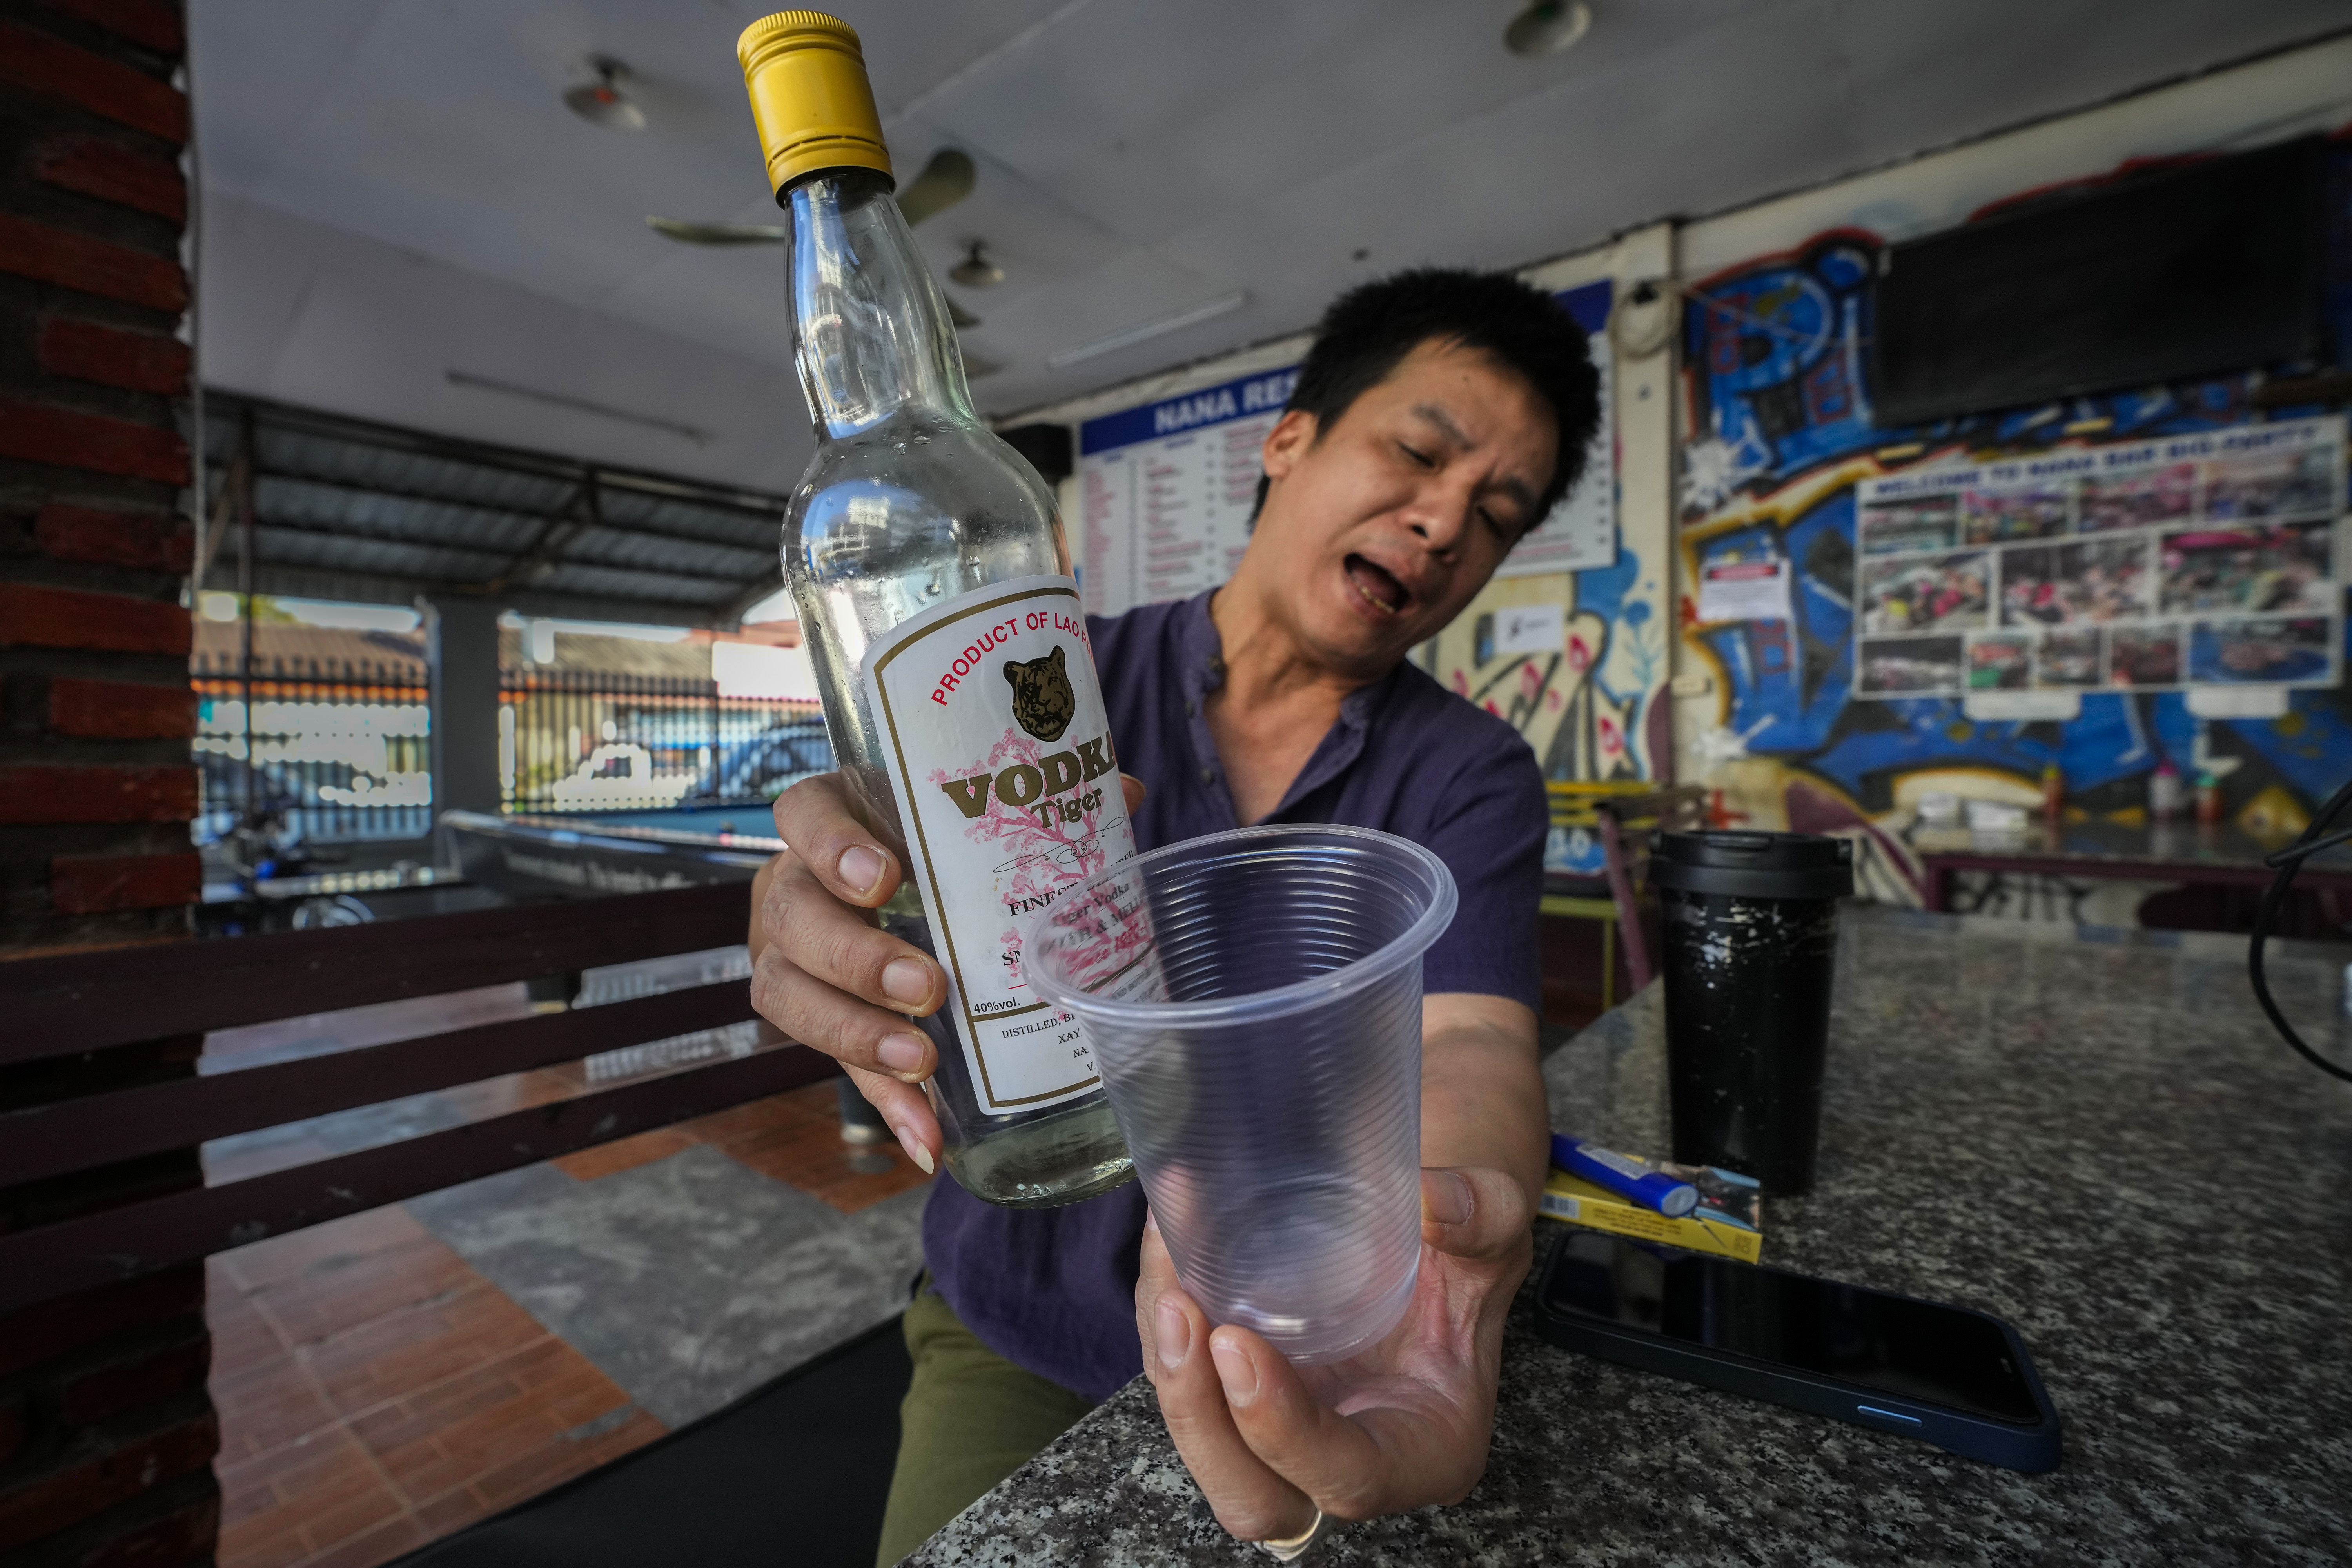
[1850,416,2346,700]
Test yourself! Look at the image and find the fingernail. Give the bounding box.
[882,958,933,1006]
[1155,1299,1191,1370]
[1426,1169,1473,1226]
[1210,1338,1258,1406]
[893,1122,935,1176]
[838,844,885,895]
[877,1033,927,1075]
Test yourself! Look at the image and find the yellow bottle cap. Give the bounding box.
[738,11,893,196]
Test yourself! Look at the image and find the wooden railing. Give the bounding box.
[0,883,834,1314]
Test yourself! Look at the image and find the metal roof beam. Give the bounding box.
[193,388,787,625]
[529,560,745,602]
[203,388,791,520]
[518,481,776,550]
[484,474,593,595]
[244,515,513,574]
[246,516,745,604]
[247,465,574,527]
[240,504,760,584]
[245,456,776,554]
[240,559,739,630]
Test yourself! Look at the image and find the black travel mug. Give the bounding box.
[1651,830,1854,1195]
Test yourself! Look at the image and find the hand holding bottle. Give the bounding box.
[738,13,1147,1205]
[747,769,1147,1174]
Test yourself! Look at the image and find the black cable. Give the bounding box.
[2247,775,2352,1085]
[2264,823,2352,867]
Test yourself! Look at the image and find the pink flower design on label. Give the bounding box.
[924,722,1129,984]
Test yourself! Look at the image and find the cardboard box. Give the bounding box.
[1537,1163,1764,1263]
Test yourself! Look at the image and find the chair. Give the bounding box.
[1593,785,1709,993]
[1539,780,1663,1009]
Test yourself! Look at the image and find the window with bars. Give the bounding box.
[497,665,830,815]
[191,651,434,844]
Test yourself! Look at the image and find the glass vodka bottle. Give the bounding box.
[739,12,1135,1207]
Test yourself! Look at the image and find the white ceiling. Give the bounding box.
[191,0,2352,495]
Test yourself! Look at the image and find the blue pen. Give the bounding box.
[1551,1134,1699,1218]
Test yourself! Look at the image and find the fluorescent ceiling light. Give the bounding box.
[1047,291,1248,370]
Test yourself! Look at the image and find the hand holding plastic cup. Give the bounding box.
[1025,824,1457,1364]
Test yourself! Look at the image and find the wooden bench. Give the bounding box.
[0,883,833,1315]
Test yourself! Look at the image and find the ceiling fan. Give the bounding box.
[649,149,988,328]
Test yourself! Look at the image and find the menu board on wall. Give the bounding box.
[1075,281,1616,619]
[1850,415,2346,698]
[1078,366,1298,619]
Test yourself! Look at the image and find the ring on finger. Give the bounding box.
[1252,1510,1328,1561]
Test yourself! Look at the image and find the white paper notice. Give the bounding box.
[1493,603,1565,656]
[1963,690,2082,723]
[1697,559,1793,623]
[1496,321,1615,577]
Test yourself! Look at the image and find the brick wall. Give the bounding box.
[0,1,218,1564]
[0,0,199,956]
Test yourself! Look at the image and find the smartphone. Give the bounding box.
[1534,1228,2062,1472]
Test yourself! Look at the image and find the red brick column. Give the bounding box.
[0,1,219,1563]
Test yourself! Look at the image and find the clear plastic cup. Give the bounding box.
[1024,824,1457,1364]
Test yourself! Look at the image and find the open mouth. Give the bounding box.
[1343,554,1412,617]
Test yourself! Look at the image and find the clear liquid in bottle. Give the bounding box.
[741,12,1134,1207]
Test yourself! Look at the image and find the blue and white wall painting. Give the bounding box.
[1422,279,1671,794]
[1677,138,2352,903]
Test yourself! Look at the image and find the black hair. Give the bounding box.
[1251,267,1602,534]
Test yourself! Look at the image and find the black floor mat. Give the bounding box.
[388,1316,910,1568]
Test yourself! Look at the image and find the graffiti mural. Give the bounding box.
[1677,140,2352,903]
[1417,272,1672,797]
[1427,579,1614,774]
[1425,554,1666,788]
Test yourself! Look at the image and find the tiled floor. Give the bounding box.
[208,1063,929,1568]
[209,1207,664,1568]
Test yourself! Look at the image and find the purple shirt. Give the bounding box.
[922,590,1547,1401]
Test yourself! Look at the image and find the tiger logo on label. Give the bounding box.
[1003,645,1076,742]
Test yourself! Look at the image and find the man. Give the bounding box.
[750,268,1601,1563]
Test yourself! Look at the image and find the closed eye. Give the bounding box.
[1397,442,1435,469]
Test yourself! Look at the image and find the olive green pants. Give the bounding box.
[873,1289,1097,1566]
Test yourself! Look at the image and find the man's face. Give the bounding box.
[1250,339,1560,678]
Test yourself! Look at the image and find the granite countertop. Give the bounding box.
[907,907,2352,1566]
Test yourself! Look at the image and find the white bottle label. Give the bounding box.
[862,574,1140,1113]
